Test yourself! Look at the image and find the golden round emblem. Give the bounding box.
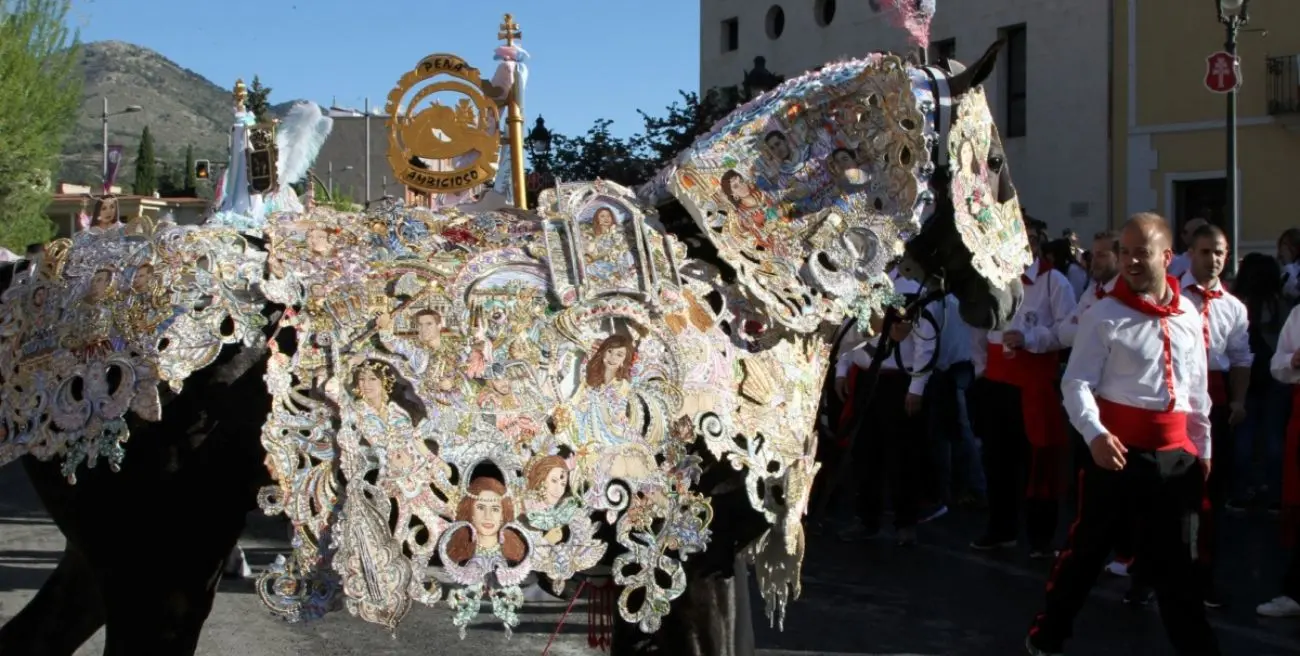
[384,54,501,196]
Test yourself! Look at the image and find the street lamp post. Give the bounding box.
[327,162,355,198]
[100,98,142,189]
[1217,0,1250,278]
[525,116,553,175]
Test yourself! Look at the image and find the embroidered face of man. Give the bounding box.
[31,286,46,311]
[131,264,155,294]
[306,228,334,256]
[471,490,504,541]
[764,131,792,162]
[830,148,866,185]
[86,270,112,302]
[414,311,442,347]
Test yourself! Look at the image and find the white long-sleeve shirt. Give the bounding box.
[973,260,1077,375]
[1179,272,1252,373]
[1065,262,1089,302]
[1062,293,1212,459]
[1168,251,1191,280]
[1056,276,1117,348]
[835,277,939,396]
[1270,303,1300,384]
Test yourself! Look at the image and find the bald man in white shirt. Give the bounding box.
[1025,213,1219,656]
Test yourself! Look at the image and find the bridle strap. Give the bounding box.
[921,66,954,170]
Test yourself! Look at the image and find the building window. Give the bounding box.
[721,17,739,52]
[816,0,837,27]
[930,38,956,69]
[1002,24,1027,138]
[766,6,785,40]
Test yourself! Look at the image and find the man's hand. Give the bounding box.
[890,320,913,343]
[1202,459,1212,481]
[1089,433,1128,471]
[1228,401,1247,426]
[1291,349,1300,369]
[835,376,849,401]
[1002,330,1025,350]
[905,393,923,416]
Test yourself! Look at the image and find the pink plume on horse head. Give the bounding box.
[878,0,936,49]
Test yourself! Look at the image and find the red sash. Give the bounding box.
[1096,398,1196,456]
[984,343,1067,449]
[1283,385,1300,546]
[986,343,1068,499]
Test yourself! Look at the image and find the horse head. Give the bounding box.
[644,41,1028,337]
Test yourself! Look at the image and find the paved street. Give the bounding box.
[3,461,1300,655]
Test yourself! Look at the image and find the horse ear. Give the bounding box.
[948,40,1004,96]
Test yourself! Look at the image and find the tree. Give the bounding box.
[247,75,272,123]
[183,144,196,191]
[0,0,82,250]
[133,126,157,196]
[542,85,746,192]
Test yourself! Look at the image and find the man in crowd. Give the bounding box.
[1025,212,1220,656]
[969,219,1077,558]
[833,275,942,546]
[1056,230,1120,350]
[1168,216,1208,280]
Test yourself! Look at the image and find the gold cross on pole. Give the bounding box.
[498,13,521,46]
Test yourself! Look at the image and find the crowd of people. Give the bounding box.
[813,212,1300,655]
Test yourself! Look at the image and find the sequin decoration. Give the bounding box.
[0,217,269,480]
[665,54,929,333]
[947,87,1032,287]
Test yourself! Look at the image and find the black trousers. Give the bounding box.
[1285,536,1300,601]
[1028,448,1220,655]
[853,371,925,530]
[969,378,1058,549]
[1126,402,1230,587]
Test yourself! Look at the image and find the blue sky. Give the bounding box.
[68,0,700,139]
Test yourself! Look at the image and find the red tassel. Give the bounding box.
[585,579,614,651]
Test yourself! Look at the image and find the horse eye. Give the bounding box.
[988,156,1005,172]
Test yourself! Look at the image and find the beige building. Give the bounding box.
[1114,0,1300,253]
[699,0,1112,237]
[46,183,209,239]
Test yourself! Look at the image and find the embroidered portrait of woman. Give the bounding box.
[719,170,778,251]
[581,206,637,290]
[523,455,581,544]
[556,334,659,486]
[346,359,447,503]
[444,476,528,566]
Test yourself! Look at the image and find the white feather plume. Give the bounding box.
[275,101,333,185]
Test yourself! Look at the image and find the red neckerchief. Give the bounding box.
[1110,273,1183,410]
[1186,280,1224,350]
[1021,257,1053,285]
[1094,280,1107,300]
[1110,274,1183,316]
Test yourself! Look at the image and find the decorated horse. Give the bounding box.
[0,16,1028,656]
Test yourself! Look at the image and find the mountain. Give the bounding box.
[58,41,304,192]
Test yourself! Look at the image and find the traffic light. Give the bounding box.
[195,159,210,180]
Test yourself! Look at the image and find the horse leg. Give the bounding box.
[98,531,238,656]
[0,545,105,656]
[609,554,756,656]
